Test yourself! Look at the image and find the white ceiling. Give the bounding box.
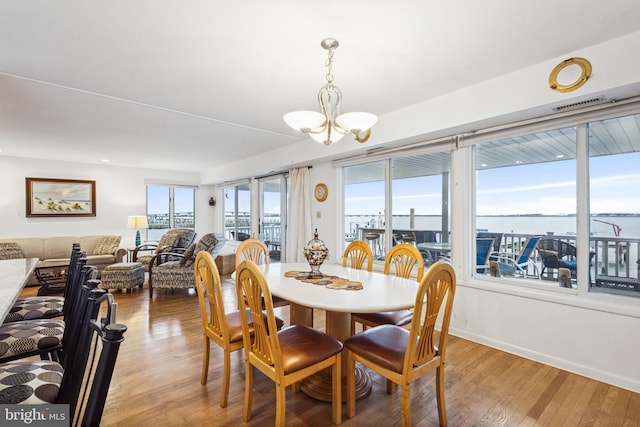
[1,1,640,176]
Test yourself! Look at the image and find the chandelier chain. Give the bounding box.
[325,48,334,85]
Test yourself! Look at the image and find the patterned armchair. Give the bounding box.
[148,233,226,298]
[132,228,197,271]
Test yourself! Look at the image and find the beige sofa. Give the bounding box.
[0,235,126,285]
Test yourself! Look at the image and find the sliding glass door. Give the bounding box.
[260,175,288,262]
[222,182,251,241]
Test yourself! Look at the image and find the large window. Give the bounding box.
[344,161,385,259]
[260,175,289,262]
[342,107,640,299]
[588,114,640,296]
[343,150,451,264]
[146,185,195,241]
[471,111,640,297]
[475,127,578,280]
[222,182,251,241]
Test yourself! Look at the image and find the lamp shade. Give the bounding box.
[127,215,148,229]
[335,112,378,133]
[283,111,326,132]
[309,130,345,144]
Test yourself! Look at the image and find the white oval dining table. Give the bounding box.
[255,262,419,402]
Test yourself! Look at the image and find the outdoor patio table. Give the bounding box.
[417,241,450,250]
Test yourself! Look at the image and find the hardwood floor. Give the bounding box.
[22,277,640,426]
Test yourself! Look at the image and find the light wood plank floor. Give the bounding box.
[22,276,640,426]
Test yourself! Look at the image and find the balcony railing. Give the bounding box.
[343,228,640,293]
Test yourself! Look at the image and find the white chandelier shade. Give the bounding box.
[309,128,345,144]
[283,111,326,133]
[284,38,377,145]
[335,112,378,134]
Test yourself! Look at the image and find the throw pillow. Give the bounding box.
[156,233,179,253]
[194,234,219,254]
[179,243,197,266]
[182,234,219,268]
[174,229,196,249]
[0,242,25,260]
[93,236,122,255]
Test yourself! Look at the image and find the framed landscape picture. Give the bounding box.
[26,177,96,217]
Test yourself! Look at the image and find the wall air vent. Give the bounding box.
[552,96,607,112]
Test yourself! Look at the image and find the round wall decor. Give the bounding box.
[548,57,591,93]
[314,183,328,202]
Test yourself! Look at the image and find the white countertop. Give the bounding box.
[0,258,39,322]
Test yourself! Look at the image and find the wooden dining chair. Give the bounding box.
[350,243,424,334]
[235,238,289,308]
[235,238,269,267]
[342,240,373,272]
[235,260,343,426]
[194,251,283,408]
[345,261,456,427]
[384,243,425,282]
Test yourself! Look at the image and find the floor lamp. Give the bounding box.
[127,215,149,246]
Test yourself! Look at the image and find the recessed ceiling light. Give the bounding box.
[101,159,110,163]
[515,160,522,164]
[480,163,488,167]
[556,154,564,158]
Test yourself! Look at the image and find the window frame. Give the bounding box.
[220,180,251,241]
[339,145,452,268]
[338,100,640,310]
[145,184,196,241]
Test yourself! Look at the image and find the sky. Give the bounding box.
[147,186,195,215]
[344,152,640,217]
[146,150,640,224]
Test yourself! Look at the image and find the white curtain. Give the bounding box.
[286,167,312,262]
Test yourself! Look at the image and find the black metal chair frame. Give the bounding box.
[537,238,578,277]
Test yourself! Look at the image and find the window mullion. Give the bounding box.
[384,159,392,255]
[576,124,590,296]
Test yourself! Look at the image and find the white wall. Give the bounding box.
[201,31,640,185]
[0,156,211,248]
[308,163,339,263]
[451,284,640,393]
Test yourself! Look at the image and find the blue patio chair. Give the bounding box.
[476,237,496,273]
[476,232,503,255]
[492,236,542,277]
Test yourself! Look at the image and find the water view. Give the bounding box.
[347,214,640,238]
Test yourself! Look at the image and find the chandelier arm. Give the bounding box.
[332,124,349,134]
[325,122,334,146]
[318,85,342,120]
[305,122,329,134]
[354,129,372,143]
[305,121,348,135]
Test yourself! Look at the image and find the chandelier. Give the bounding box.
[283,38,378,145]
